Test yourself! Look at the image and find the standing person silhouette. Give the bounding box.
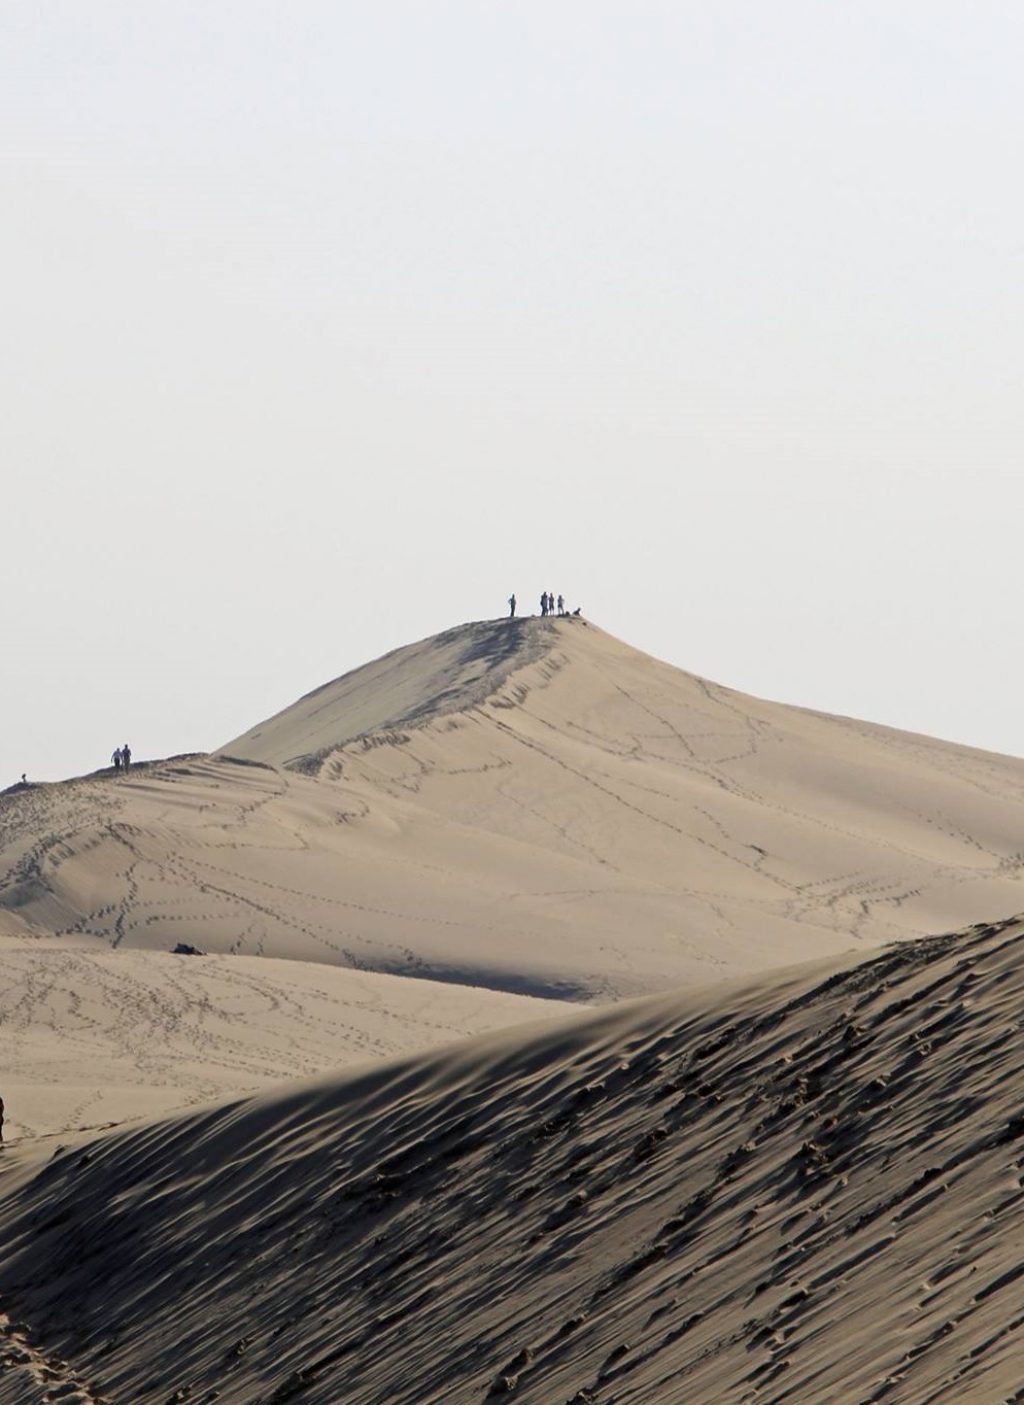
[122,744,132,772]
[540,592,548,617]
[112,747,122,774]
[508,593,516,619]
[557,594,564,616]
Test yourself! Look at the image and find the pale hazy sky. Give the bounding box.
[4,3,1023,784]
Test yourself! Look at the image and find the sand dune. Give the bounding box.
[5,615,1024,1139]
[6,618,1024,1000]
[6,618,1024,1401]
[3,915,1024,1403]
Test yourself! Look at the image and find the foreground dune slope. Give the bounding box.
[5,618,1024,1000]
[3,915,1024,1403]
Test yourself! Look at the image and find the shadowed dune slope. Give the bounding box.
[5,617,1024,1000]
[3,916,1024,1403]
[219,617,553,770]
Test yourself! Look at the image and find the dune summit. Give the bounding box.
[219,611,1024,973]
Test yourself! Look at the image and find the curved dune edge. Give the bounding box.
[2,914,1024,1403]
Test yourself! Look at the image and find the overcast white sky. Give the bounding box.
[3,2,1023,784]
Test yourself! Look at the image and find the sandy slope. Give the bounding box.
[220,618,553,770]
[5,618,1024,1008]
[0,937,563,1139]
[2,915,1024,1403]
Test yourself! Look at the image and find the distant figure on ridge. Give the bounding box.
[0,1092,5,1144]
[540,592,548,617]
[112,747,122,774]
[557,593,564,616]
[508,593,516,619]
[122,744,132,772]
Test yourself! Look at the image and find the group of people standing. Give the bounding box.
[507,592,576,619]
[111,744,132,774]
[539,591,566,617]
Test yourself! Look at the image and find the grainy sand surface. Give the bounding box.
[3,917,1024,1403]
[3,617,1024,1402]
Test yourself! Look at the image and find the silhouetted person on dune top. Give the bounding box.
[509,593,516,619]
[540,592,548,617]
[557,593,564,616]
[0,1093,5,1144]
[112,747,122,774]
[122,744,132,772]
